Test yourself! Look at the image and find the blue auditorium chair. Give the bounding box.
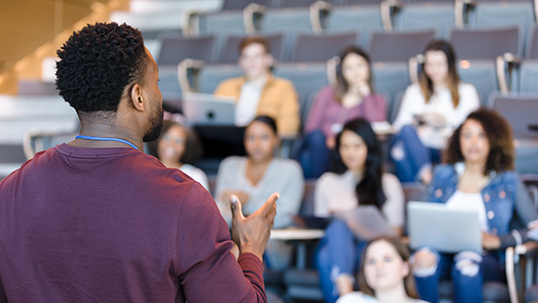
[324,4,383,48]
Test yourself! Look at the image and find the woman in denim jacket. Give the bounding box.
[411,108,538,303]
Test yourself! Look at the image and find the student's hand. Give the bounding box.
[418,113,446,127]
[482,232,501,250]
[221,190,250,206]
[349,81,371,97]
[325,136,336,149]
[230,193,279,262]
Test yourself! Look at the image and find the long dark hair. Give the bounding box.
[335,46,374,102]
[358,236,419,299]
[419,40,460,107]
[331,118,386,209]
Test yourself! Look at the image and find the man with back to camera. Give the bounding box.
[0,22,278,302]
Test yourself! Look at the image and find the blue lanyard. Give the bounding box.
[75,135,138,150]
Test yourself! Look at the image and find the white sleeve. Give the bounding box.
[448,83,480,127]
[392,85,421,131]
[314,175,331,218]
[381,173,405,228]
[272,161,305,228]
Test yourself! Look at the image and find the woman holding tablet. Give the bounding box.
[315,118,404,303]
[411,108,538,303]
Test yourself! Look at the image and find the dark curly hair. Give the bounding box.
[331,118,386,210]
[56,22,147,113]
[444,108,515,174]
[148,120,203,165]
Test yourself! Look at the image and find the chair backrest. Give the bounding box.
[158,66,182,95]
[290,32,358,62]
[299,179,317,217]
[449,26,522,60]
[470,1,533,47]
[220,33,285,63]
[519,60,538,93]
[324,6,383,47]
[259,8,314,59]
[488,92,538,139]
[198,64,244,94]
[394,2,455,38]
[157,35,215,65]
[390,90,406,124]
[371,61,410,110]
[345,0,386,4]
[457,59,497,107]
[526,25,538,59]
[273,62,329,108]
[527,184,538,209]
[222,0,274,10]
[280,0,336,8]
[368,29,436,62]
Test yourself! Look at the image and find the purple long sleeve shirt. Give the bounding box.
[0,144,266,303]
[305,86,387,137]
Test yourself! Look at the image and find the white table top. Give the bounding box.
[270,228,325,240]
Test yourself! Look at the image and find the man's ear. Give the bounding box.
[130,84,146,112]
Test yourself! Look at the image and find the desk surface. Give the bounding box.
[270,229,325,240]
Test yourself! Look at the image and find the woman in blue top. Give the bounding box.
[411,108,538,303]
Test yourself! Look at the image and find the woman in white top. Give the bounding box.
[391,40,479,184]
[149,120,209,190]
[215,115,304,270]
[337,236,429,303]
[315,118,405,303]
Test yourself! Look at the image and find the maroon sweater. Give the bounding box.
[0,144,266,303]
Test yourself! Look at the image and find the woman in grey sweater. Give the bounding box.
[215,115,304,270]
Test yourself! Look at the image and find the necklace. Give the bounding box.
[75,135,138,150]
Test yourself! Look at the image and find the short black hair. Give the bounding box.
[56,22,147,112]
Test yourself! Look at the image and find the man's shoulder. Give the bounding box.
[270,77,295,89]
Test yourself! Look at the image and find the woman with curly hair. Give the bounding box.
[411,108,538,303]
[148,120,209,190]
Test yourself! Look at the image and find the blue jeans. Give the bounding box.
[414,249,506,303]
[390,125,441,183]
[316,220,366,303]
[299,130,331,179]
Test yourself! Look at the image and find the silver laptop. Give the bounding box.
[334,205,396,240]
[407,201,482,254]
[182,92,236,125]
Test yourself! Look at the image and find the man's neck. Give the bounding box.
[71,122,144,150]
[246,72,269,86]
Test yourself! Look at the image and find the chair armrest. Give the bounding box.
[309,1,332,34]
[516,241,538,257]
[243,3,266,34]
[177,59,204,93]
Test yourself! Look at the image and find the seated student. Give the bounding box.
[411,108,538,303]
[214,37,300,136]
[315,118,405,303]
[215,115,304,270]
[391,40,479,184]
[337,236,429,303]
[148,120,209,190]
[301,46,387,178]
